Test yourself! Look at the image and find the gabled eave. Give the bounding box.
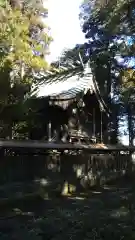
[31,61,110,115]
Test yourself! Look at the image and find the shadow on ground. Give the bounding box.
[0,178,135,239]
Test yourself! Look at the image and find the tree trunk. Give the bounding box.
[127,104,133,178]
[127,104,134,146]
[110,103,119,144]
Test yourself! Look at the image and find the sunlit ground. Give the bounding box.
[0,178,135,239]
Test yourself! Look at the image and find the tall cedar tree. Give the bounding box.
[0,0,52,138]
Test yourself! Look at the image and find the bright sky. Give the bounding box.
[45,0,85,63]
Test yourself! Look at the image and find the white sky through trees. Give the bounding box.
[45,0,85,63]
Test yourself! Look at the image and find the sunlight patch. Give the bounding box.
[68,196,85,200]
[110,206,129,218]
[91,191,102,194]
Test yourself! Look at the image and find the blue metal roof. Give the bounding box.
[33,62,94,99]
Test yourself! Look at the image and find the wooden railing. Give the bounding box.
[0,139,134,152]
[0,141,133,202]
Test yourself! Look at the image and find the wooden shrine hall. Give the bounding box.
[30,60,110,144]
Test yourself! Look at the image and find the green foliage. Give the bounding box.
[0,0,53,139]
[0,4,51,72]
[78,0,135,143]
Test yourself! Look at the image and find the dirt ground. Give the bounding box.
[0,178,135,240]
